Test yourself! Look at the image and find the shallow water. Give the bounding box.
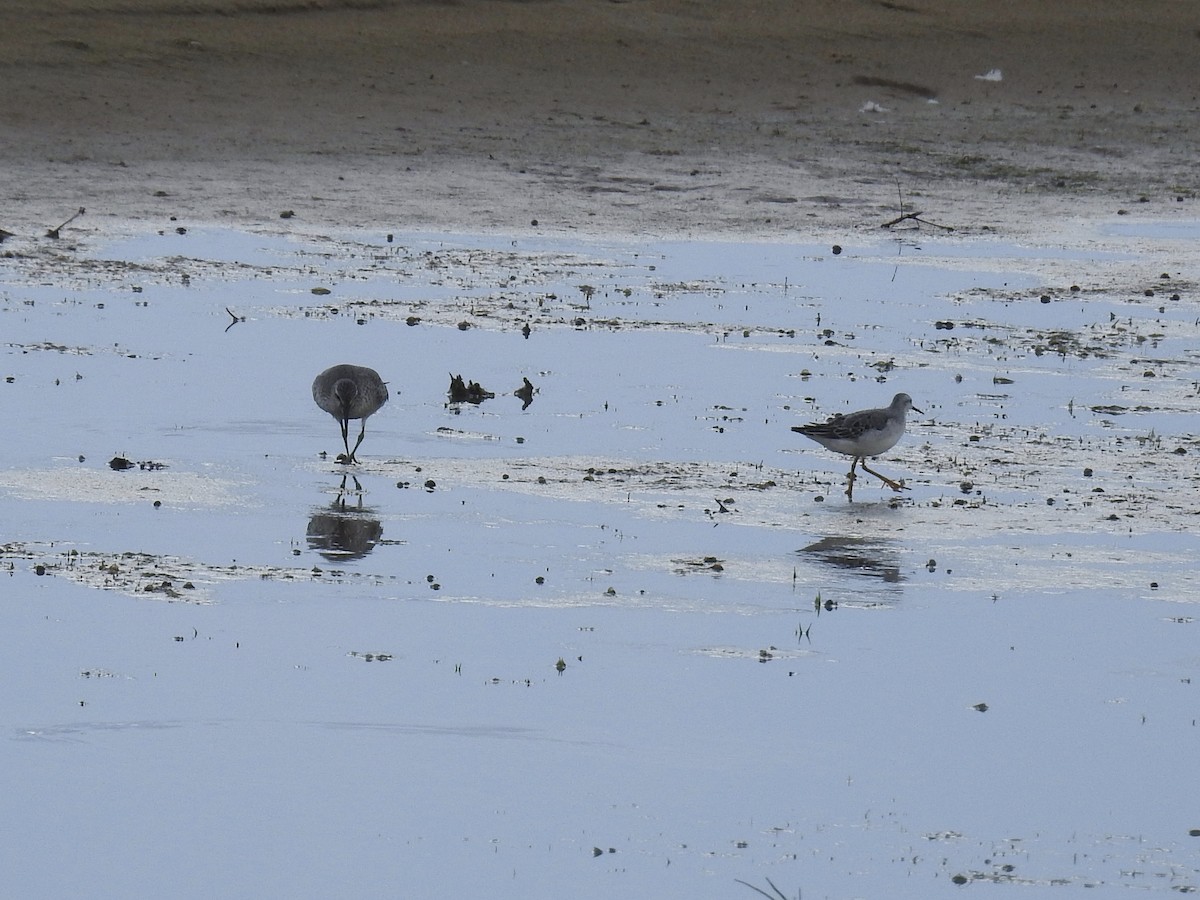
[2,224,1198,897]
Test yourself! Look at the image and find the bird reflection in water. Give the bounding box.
[798,536,903,584]
[306,475,383,561]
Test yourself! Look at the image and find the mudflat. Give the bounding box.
[2,0,1197,240]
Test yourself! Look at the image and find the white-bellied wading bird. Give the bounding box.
[792,392,922,500]
[312,364,389,464]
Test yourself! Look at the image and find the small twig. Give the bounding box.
[734,877,794,900]
[881,179,953,230]
[47,207,86,238]
[882,210,954,231]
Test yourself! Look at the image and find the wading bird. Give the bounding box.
[312,364,389,464]
[792,392,921,500]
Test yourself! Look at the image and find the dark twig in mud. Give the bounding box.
[735,877,797,900]
[881,180,952,231]
[882,210,953,230]
[47,207,86,239]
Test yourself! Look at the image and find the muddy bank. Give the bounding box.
[1,0,1197,244]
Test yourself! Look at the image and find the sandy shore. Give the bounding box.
[2,0,1198,243]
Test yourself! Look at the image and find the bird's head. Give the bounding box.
[333,378,359,412]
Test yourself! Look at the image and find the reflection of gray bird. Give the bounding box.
[792,392,921,499]
[307,475,383,561]
[312,364,389,463]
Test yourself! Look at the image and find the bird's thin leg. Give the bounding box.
[348,419,368,463]
[860,459,906,491]
[338,416,356,463]
[845,456,859,501]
